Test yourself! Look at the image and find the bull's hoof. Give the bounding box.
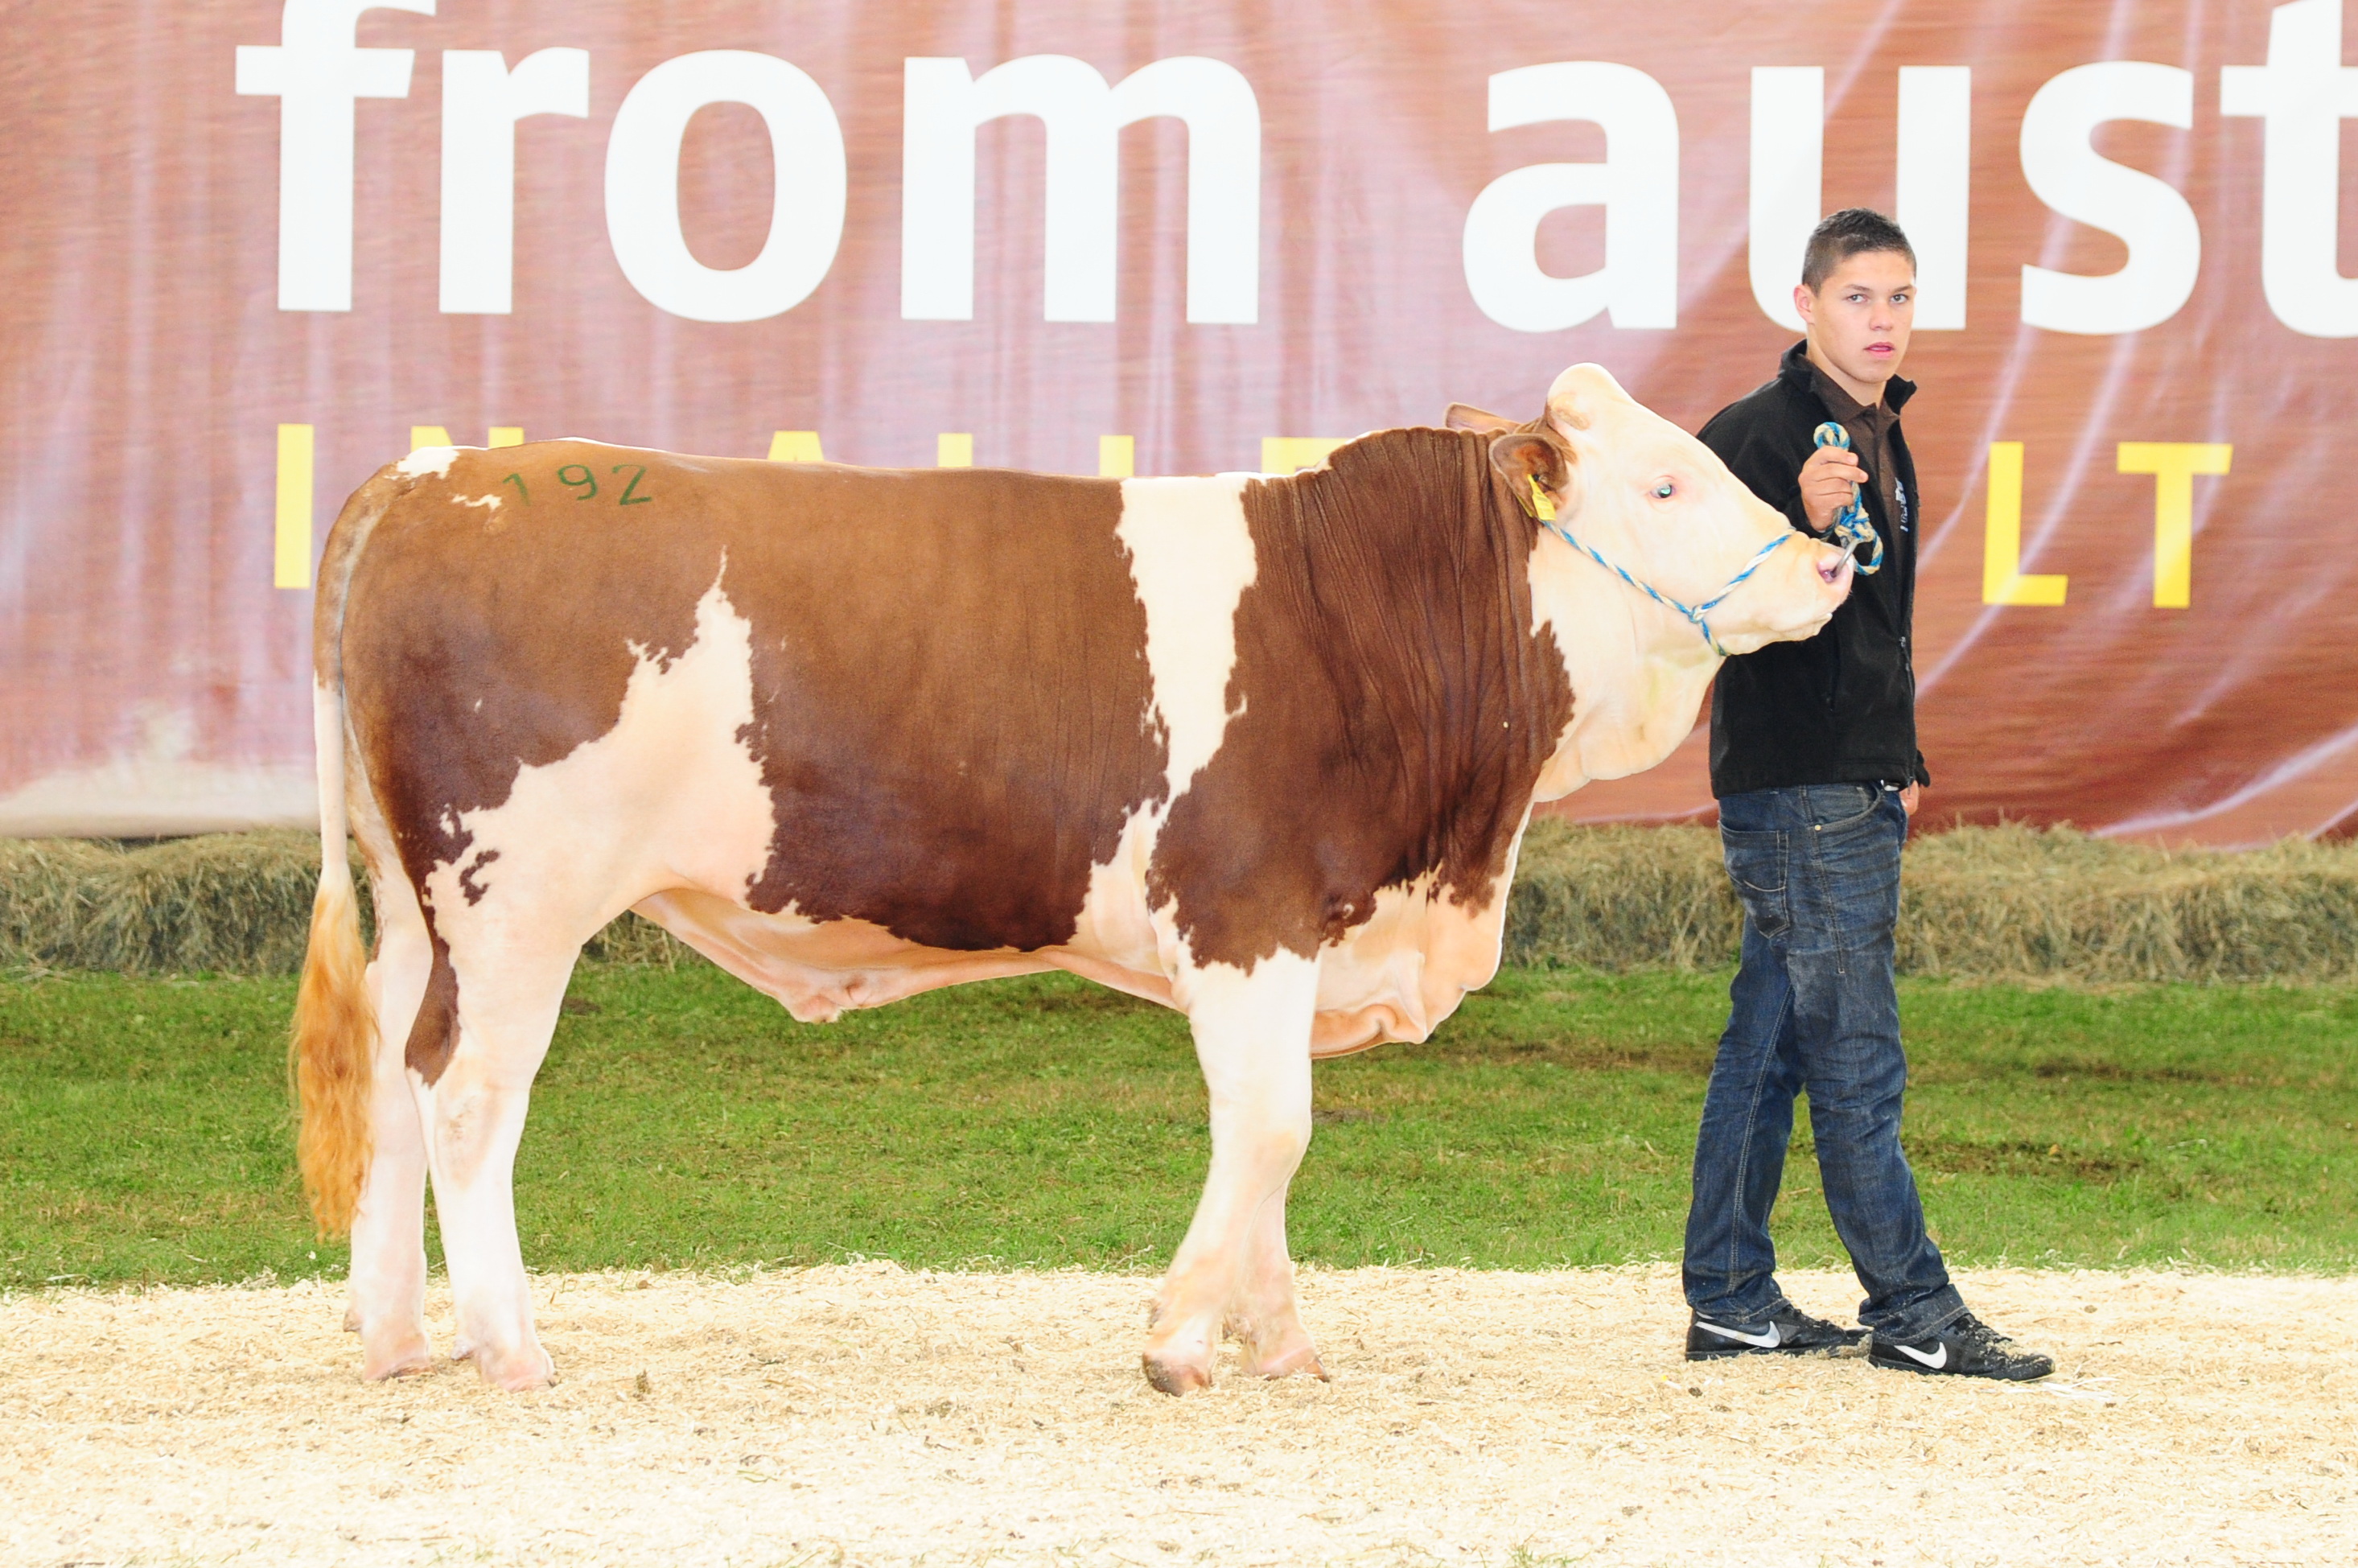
[360,1331,434,1382]
[1245,1340,1329,1382]
[1141,1352,1213,1397]
[470,1342,556,1392]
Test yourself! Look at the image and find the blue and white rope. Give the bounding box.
[1527,478,1790,658]
[1810,422,1884,576]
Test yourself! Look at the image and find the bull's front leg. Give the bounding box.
[1144,949,1322,1395]
[1228,1178,1325,1381]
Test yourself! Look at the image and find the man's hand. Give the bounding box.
[1800,443,1869,534]
[1899,783,1920,816]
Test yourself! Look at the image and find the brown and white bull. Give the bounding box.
[292,363,1852,1393]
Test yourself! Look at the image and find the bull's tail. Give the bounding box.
[292,675,373,1234]
[290,469,403,1236]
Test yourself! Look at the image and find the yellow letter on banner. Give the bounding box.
[1261,436,1346,473]
[488,427,524,447]
[1098,435,1135,478]
[274,423,314,590]
[1981,442,2068,606]
[767,431,825,463]
[2117,442,2231,609]
[937,434,973,467]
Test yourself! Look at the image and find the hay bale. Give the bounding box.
[84,829,326,974]
[0,837,117,969]
[12,821,2358,982]
[0,832,691,975]
[1507,817,2358,982]
[1899,825,2358,983]
[0,831,327,974]
[1503,820,1739,970]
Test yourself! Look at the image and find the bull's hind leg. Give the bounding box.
[346,869,435,1380]
[410,934,578,1392]
[1143,951,1321,1394]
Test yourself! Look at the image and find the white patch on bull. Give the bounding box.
[634,888,1054,1023]
[1306,808,1532,1057]
[1114,475,1257,800]
[419,578,776,983]
[1165,949,1319,1090]
[1049,803,1524,1060]
[396,447,460,478]
[1536,603,1718,796]
[453,493,501,513]
[1047,805,1177,1007]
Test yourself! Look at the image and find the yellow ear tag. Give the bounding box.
[1529,475,1557,522]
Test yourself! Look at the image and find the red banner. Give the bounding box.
[3,1,2354,842]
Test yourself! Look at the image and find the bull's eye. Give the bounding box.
[1651,480,1676,500]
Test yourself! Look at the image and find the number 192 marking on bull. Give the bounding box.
[498,465,653,508]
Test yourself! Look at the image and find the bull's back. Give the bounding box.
[340,442,1170,953]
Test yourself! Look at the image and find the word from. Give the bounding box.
[236,3,1255,325]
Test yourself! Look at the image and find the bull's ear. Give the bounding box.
[1445,402,1517,434]
[1489,428,1578,517]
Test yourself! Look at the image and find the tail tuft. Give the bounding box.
[291,858,375,1235]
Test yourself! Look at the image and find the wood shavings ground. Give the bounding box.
[3,1265,2351,1566]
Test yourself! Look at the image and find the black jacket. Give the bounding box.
[1700,341,1930,797]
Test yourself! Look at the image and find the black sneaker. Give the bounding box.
[1868,1311,2055,1381]
[1685,1305,1866,1360]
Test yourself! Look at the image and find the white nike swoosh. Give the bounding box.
[1893,1340,1949,1369]
[1696,1319,1783,1348]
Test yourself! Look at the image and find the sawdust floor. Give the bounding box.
[3,1264,2352,1566]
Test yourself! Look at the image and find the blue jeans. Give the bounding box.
[1681,782,1963,1340]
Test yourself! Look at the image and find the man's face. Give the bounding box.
[1795,249,1915,393]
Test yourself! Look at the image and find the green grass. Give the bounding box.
[4,965,2355,1290]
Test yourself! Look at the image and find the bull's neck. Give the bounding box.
[1259,431,1576,896]
[1528,535,1724,802]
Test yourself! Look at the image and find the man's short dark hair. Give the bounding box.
[1800,208,1916,292]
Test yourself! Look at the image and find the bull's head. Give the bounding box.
[1451,363,1856,792]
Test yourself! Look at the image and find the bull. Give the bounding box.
[292,363,1853,1393]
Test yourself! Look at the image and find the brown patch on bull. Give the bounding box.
[405,920,461,1084]
[313,465,411,694]
[1145,428,1576,969]
[730,468,1167,950]
[337,445,1168,964]
[457,848,499,905]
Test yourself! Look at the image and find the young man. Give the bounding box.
[1681,208,2052,1381]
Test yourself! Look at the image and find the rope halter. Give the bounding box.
[1809,421,1885,576]
[1521,475,1792,659]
